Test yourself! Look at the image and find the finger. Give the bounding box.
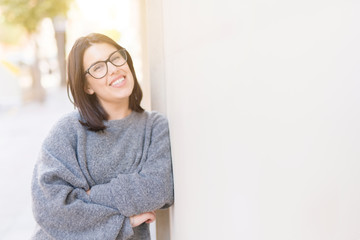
[146,217,156,223]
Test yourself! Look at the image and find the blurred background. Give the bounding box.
[0,0,150,239]
[0,0,148,106]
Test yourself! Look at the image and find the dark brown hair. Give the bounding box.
[67,33,144,132]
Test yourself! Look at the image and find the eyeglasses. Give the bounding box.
[84,49,127,79]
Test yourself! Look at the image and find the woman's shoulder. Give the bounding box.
[46,110,82,138]
[139,111,169,131]
[142,110,167,119]
[40,110,82,150]
[138,110,168,124]
[53,110,81,129]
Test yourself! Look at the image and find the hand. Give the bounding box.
[130,211,156,227]
[86,189,91,195]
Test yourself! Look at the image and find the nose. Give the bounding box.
[107,61,118,75]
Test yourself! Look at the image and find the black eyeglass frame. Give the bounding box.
[84,48,127,79]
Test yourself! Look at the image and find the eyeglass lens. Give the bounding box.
[88,49,127,79]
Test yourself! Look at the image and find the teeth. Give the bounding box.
[111,77,125,86]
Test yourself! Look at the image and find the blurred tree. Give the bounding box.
[0,0,73,101]
[0,17,26,45]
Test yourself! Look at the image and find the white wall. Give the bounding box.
[147,1,360,239]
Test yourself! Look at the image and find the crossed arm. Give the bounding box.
[32,114,173,239]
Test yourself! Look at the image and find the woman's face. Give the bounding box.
[83,43,134,109]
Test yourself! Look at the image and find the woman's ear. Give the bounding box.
[84,83,95,95]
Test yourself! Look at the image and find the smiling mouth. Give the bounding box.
[110,77,125,87]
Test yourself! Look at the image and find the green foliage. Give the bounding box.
[0,18,26,44]
[0,0,73,33]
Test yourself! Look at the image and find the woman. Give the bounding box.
[31,33,174,239]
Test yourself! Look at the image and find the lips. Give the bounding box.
[109,76,125,87]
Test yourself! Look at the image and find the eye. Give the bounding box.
[92,63,105,73]
[111,54,121,62]
[110,52,126,66]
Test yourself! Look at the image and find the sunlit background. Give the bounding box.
[0,0,149,239]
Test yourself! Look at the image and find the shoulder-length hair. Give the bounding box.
[67,33,144,132]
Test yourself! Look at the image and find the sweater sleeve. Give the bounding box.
[89,113,174,217]
[31,118,134,240]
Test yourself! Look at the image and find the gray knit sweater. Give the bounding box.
[31,110,174,240]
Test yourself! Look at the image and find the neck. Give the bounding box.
[108,107,132,120]
[101,99,132,120]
